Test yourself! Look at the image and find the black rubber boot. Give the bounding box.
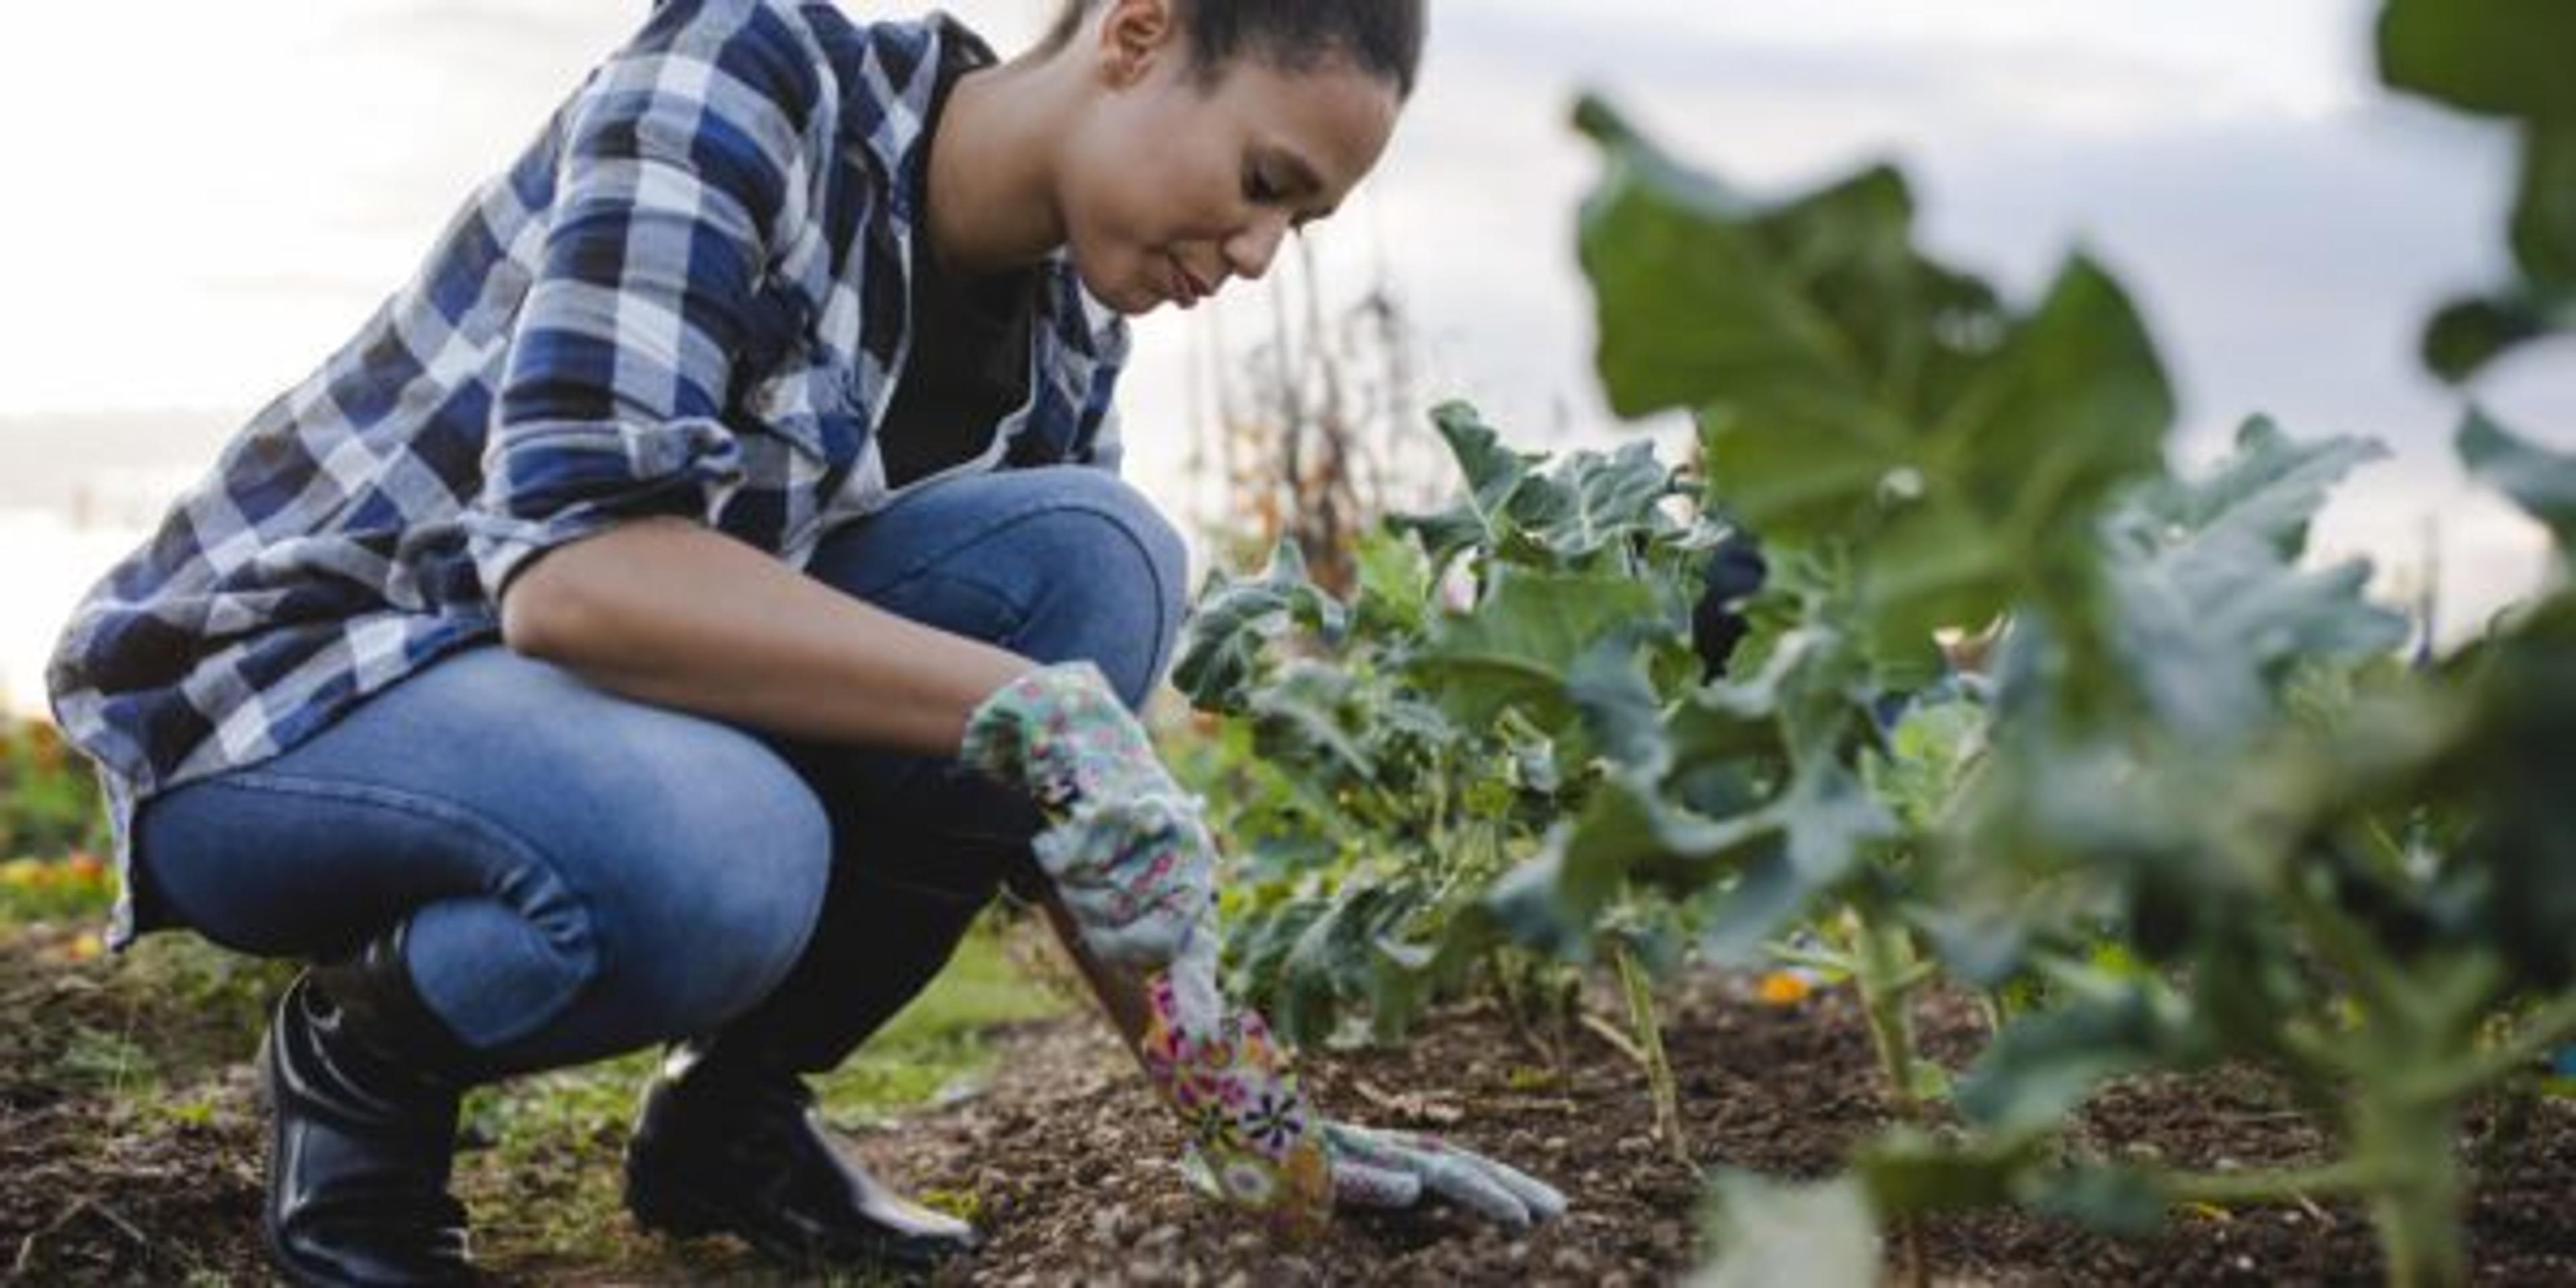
[623,1038,982,1273]
[258,923,484,1287]
[622,828,1012,1275]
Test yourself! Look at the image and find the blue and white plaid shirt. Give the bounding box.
[44,0,1132,948]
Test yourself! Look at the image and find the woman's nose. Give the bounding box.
[1224,212,1293,283]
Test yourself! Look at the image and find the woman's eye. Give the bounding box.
[1245,170,1278,203]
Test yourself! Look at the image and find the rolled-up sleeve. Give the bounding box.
[464,0,823,606]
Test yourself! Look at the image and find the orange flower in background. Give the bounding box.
[1756,971,1815,1006]
[64,853,110,891]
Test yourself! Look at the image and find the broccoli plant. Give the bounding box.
[1535,2,2576,1283]
[1170,400,1725,1157]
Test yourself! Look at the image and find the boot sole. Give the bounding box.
[625,1172,968,1278]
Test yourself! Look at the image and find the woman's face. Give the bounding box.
[1058,9,1403,317]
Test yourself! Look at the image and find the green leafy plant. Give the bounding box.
[1172,401,1723,1157]
[2378,0,2576,380]
[1173,8,2571,1283]
[1540,8,2576,1283]
[0,716,111,859]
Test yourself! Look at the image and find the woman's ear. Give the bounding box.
[1093,0,1178,89]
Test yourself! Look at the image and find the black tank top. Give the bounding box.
[874,52,1040,490]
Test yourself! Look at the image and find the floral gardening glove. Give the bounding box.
[1146,936,1570,1234]
[1311,1121,1568,1226]
[961,661,1219,966]
[969,662,1568,1232]
[1138,939,1335,1235]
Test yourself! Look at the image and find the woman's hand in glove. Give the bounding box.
[979,663,1571,1234]
[1143,939,1568,1234]
[1179,1118,1570,1231]
[1316,1121,1568,1227]
[960,661,1218,965]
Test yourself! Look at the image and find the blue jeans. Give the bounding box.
[129,466,1188,1079]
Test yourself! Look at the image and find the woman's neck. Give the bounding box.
[923,54,1075,278]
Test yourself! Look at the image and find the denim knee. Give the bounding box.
[640,796,835,1036]
[451,747,837,1063]
[999,470,1190,709]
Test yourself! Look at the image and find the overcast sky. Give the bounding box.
[1,0,2569,714]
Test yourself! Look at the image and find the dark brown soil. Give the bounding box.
[1,924,273,1283]
[855,977,2576,1287]
[8,918,2576,1285]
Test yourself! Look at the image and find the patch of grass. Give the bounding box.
[3,875,1073,1279]
[0,920,290,1130]
[115,934,300,1071]
[0,715,113,858]
[52,1025,157,1093]
[453,908,1069,1275]
[813,912,1067,1127]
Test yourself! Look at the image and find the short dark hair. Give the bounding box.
[1035,0,1426,102]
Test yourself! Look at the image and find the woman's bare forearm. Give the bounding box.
[502,515,1035,756]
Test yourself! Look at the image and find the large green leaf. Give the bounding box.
[1406,564,1664,738]
[2449,592,2576,984]
[1352,525,1434,638]
[1553,776,1756,923]
[1386,401,1546,576]
[1854,256,2173,639]
[2418,127,2576,381]
[2377,0,2576,121]
[1564,635,1674,778]
[2512,121,2576,292]
[1856,1128,2165,1237]
[2135,417,2382,558]
[1232,878,1441,1046]
[1244,659,1379,785]
[1661,625,1833,767]
[1393,401,1713,581]
[1954,985,2194,1135]
[1172,540,1350,711]
[1492,740,1896,958]
[1690,1173,1881,1288]
[2379,0,2576,378]
[1571,93,2172,647]
[2459,406,2576,555]
[2104,419,2408,742]
[1511,439,1702,566]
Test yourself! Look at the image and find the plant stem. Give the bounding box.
[1578,1008,1648,1066]
[1760,944,1851,976]
[1849,905,1929,1122]
[1550,968,1578,1095]
[1613,943,1690,1169]
[1843,903,1935,1288]
[2353,1089,2467,1288]
[2282,901,2482,1287]
[1489,953,1548,1065]
[2155,1159,2386,1206]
